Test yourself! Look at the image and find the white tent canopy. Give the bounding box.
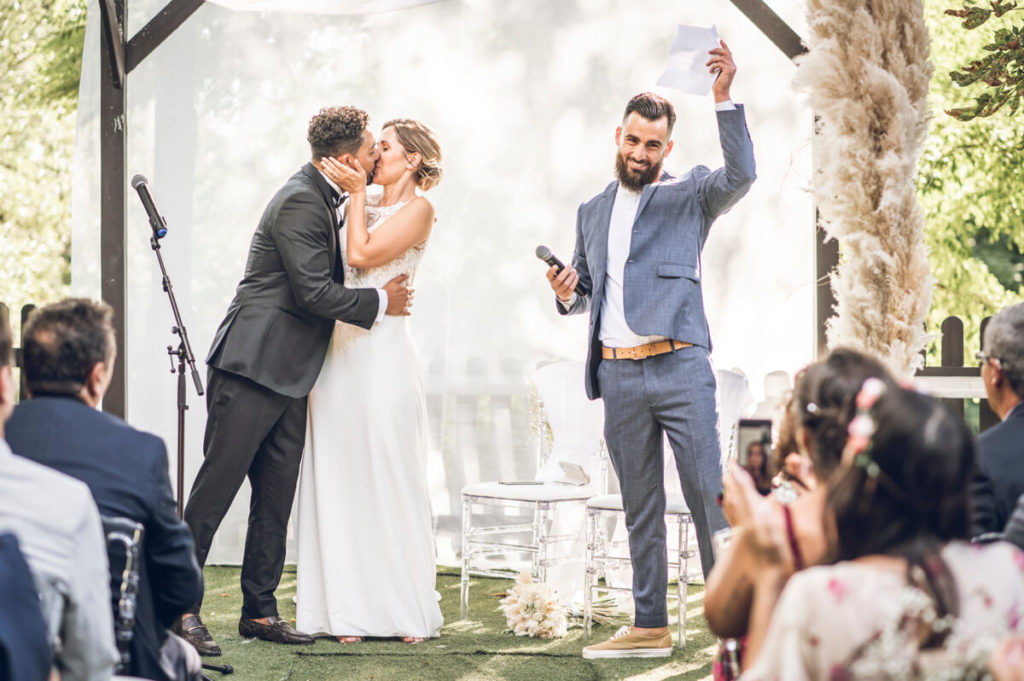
[73,0,812,565]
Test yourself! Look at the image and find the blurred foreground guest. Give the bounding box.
[972,302,1024,537]
[741,385,1024,680]
[705,348,893,641]
[0,305,117,681]
[7,299,202,681]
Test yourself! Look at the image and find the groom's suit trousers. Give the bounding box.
[184,367,307,619]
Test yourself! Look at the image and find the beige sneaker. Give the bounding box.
[582,625,673,659]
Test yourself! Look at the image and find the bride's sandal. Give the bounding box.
[337,636,364,644]
[402,637,426,644]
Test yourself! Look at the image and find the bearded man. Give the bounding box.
[545,41,756,658]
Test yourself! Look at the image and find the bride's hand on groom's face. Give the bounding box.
[319,156,367,194]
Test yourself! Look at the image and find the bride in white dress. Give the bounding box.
[295,119,444,643]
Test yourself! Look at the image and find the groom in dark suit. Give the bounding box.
[181,106,411,653]
[548,42,755,658]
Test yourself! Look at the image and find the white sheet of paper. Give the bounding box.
[656,24,721,96]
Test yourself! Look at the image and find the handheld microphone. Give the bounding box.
[131,174,168,239]
[536,244,588,297]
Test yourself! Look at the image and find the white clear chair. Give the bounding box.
[459,360,604,619]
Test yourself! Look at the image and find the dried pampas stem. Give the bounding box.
[796,0,935,377]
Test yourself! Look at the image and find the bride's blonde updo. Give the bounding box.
[384,119,443,191]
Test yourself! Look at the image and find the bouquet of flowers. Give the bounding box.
[499,572,568,639]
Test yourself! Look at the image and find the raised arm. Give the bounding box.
[697,41,757,228]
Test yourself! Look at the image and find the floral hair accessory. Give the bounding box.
[847,377,887,465]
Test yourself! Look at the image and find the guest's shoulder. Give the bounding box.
[4,452,93,507]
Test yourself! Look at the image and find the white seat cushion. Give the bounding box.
[587,493,690,514]
[461,481,595,502]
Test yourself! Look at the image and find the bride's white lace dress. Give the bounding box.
[295,197,442,638]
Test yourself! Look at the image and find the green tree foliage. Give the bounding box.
[919,0,1024,362]
[0,0,86,336]
[944,0,1024,120]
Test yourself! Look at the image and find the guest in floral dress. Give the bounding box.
[738,383,1024,680]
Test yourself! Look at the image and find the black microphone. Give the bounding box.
[536,244,588,297]
[131,175,168,239]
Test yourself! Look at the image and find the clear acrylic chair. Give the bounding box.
[459,360,604,619]
[583,494,694,649]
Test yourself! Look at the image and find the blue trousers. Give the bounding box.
[597,346,727,628]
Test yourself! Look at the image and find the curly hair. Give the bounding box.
[22,298,115,397]
[307,106,369,159]
[383,118,443,191]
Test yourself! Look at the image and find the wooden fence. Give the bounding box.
[917,315,999,433]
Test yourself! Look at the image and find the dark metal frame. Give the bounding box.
[96,0,812,416]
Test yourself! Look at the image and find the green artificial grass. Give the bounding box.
[198,566,716,681]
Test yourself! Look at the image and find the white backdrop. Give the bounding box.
[72,0,814,565]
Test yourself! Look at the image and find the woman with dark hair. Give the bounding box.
[739,384,1024,679]
[705,348,895,643]
[743,441,772,496]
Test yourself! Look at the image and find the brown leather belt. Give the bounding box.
[601,339,692,360]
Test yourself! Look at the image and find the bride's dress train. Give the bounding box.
[295,198,442,638]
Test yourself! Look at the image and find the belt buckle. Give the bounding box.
[635,345,651,360]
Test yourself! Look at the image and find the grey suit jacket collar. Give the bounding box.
[592,170,676,271]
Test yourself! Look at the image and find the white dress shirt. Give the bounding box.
[318,170,388,323]
[599,184,667,348]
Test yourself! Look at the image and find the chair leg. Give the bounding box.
[584,508,596,640]
[678,517,691,649]
[536,503,549,584]
[460,496,471,620]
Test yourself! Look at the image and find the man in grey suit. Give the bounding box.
[180,106,411,653]
[547,42,755,658]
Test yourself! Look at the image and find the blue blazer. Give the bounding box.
[0,533,51,681]
[7,397,203,681]
[559,106,756,399]
[971,405,1024,535]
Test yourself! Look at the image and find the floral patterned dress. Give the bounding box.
[741,541,1024,680]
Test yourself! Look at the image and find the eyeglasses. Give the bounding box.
[975,351,1003,369]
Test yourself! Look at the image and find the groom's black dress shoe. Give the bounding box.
[238,615,315,645]
[177,614,222,657]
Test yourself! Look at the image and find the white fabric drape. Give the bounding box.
[205,0,444,14]
[72,0,812,566]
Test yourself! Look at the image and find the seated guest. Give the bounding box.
[705,348,894,641]
[740,384,1024,679]
[0,533,54,681]
[972,302,1024,536]
[0,307,117,681]
[7,299,202,681]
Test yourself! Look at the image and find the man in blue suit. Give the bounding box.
[547,41,755,658]
[971,302,1024,537]
[7,299,202,681]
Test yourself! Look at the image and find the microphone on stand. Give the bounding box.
[535,245,588,297]
[131,175,168,239]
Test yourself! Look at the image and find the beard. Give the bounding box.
[366,163,377,185]
[615,152,661,192]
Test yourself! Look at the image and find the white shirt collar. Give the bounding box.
[316,167,343,198]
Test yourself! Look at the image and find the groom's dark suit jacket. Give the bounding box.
[207,162,380,398]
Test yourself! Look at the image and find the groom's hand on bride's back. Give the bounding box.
[384,274,413,316]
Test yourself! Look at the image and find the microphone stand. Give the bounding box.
[150,237,234,679]
[150,234,204,518]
